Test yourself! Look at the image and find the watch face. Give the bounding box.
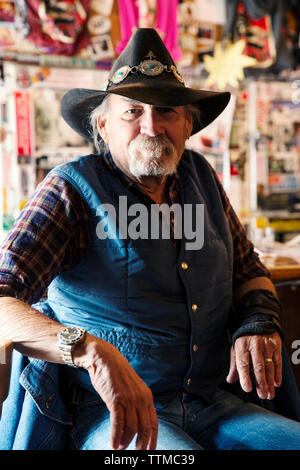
[60,327,84,344]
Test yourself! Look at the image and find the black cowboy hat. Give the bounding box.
[61,28,230,142]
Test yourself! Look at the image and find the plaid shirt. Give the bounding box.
[0,152,270,304]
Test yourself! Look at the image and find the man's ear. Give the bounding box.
[97,115,109,143]
[184,115,193,141]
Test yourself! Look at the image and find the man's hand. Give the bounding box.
[74,335,158,450]
[226,332,282,400]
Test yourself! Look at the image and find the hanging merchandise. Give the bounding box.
[137,0,156,28]
[233,1,276,68]
[155,0,181,61]
[85,0,115,62]
[203,39,257,89]
[116,0,181,61]
[0,1,15,23]
[177,0,218,66]
[0,0,18,49]
[226,0,299,72]
[23,0,91,55]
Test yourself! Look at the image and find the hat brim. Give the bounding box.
[61,82,230,142]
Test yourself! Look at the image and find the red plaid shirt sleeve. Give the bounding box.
[0,173,90,304]
[213,172,270,288]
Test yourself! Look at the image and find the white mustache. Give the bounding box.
[129,134,175,159]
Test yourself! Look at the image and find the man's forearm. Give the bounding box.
[0,296,67,363]
[234,276,277,307]
[0,298,159,450]
[231,276,282,346]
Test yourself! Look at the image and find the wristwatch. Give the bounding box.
[57,326,86,368]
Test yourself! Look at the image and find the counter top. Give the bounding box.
[269,265,300,282]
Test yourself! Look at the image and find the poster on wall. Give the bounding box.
[1,62,109,233]
[14,89,36,211]
[11,63,108,164]
[0,0,18,49]
[267,101,300,193]
[255,81,300,213]
[14,90,32,160]
[186,94,236,156]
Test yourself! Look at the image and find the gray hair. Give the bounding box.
[88,96,202,152]
[89,95,110,153]
[184,104,203,136]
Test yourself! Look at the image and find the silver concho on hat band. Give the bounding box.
[139,59,165,76]
[110,65,132,84]
[106,55,185,90]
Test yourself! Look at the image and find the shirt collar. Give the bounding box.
[102,151,180,205]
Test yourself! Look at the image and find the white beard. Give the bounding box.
[128,134,179,178]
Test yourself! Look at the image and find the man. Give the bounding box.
[0,28,300,451]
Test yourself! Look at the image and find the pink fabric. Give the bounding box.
[115,0,139,55]
[116,0,181,61]
[156,0,181,61]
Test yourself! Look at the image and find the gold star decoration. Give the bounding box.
[203,39,257,90]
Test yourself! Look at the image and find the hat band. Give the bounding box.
[103,58,185,91]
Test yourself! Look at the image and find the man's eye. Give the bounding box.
[126,108,141,115]
[159,107,175,114]
[122,108,142,119]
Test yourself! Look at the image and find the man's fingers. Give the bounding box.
[119,405,138,450]
[226,346,239,384]
[234,333,282,400]
[88,342,158,450]
[135,406,152,450]
[273,347,282,387]
[110,401,158,451]
[251,335,282,399]
[264,356,275,399]
[110,404,125,450]
[234,346,253,392]
[146,405,159,450]
[250,347,270,399]
[135,395,158,450]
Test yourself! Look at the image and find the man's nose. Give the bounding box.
[139,107,164,136]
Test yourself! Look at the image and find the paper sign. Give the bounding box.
[15,90,32,157]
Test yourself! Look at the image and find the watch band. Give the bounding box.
[59,344,77,368]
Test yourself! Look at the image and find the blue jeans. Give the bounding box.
[66,386,300,450]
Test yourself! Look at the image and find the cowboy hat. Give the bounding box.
[61,28,230,142]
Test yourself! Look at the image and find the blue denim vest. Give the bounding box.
[46,149,233,397]
[0,149,234,449]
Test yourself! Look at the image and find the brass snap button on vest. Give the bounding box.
[181,261,188,270]
[191,304,198,311]
[45,394,54,409]
[193,344,198,352]
[187,378,192,386]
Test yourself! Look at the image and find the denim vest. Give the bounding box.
[45,149,233,397]
[2,151,300,450]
